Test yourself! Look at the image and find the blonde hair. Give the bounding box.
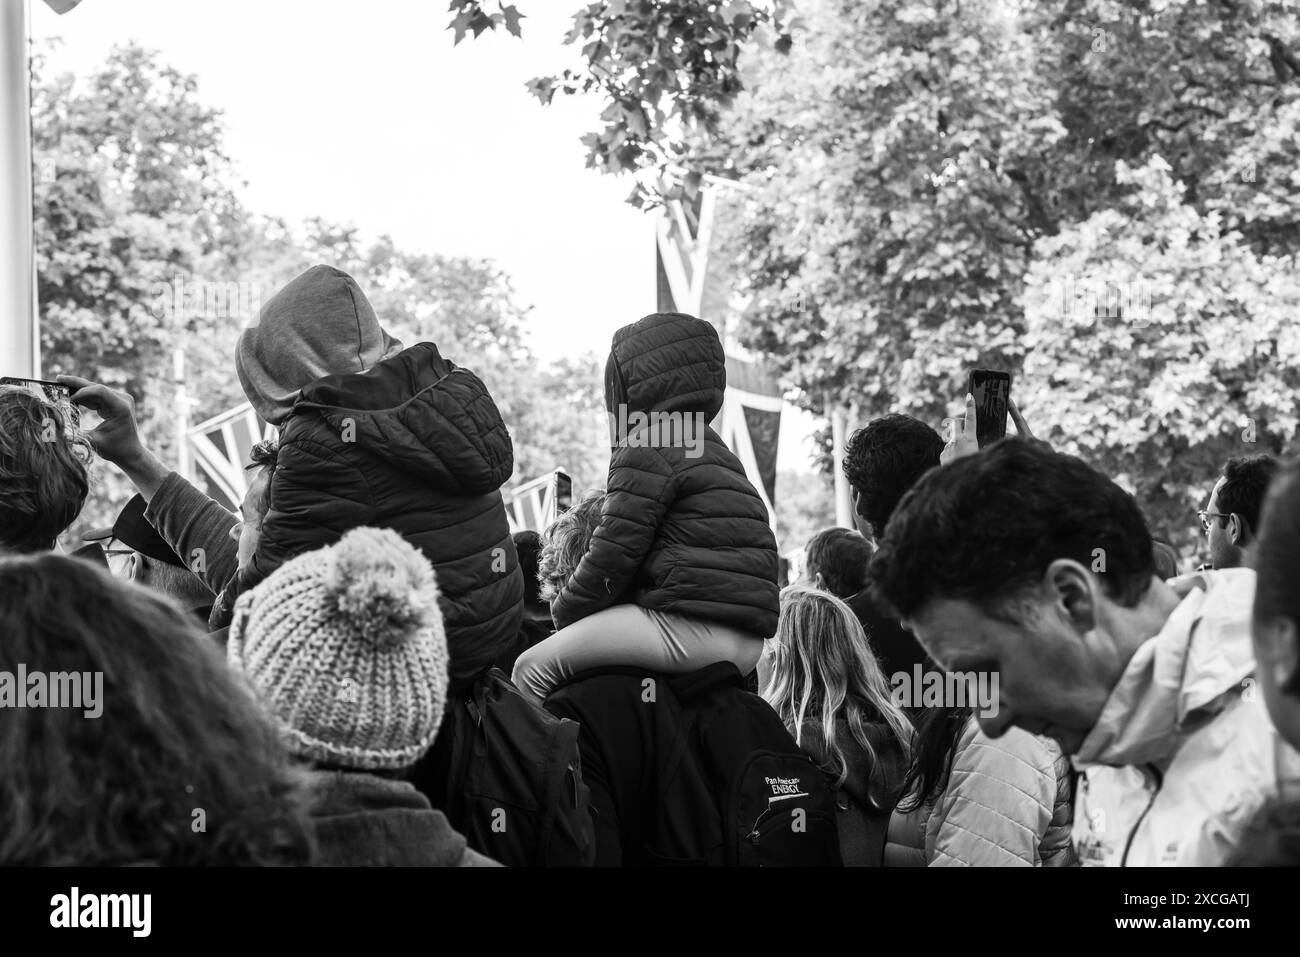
[763,584,912,804]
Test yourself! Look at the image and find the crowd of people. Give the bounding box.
[2,262,1298,866]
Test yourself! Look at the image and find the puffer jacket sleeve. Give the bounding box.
[926,721,1060,867]
[1039,750,1079,866]
[237,426,375,594]
[549,445,676,631]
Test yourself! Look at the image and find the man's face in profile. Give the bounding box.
[905,586,1119,756]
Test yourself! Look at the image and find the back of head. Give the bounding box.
[842,414,944,540]
[539,491,607,603]
[804,527,874,599]
[0,552,311,865]
[764,585,912,799]
[1220,453,1281,543]
[228,526,449,772]
[235,265,404,426]
[604,313,726,419]
[0,387,93,552]
[870,441,1155,623]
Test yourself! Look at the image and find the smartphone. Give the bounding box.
[0,376,80,426]
[552,469,573,514]
[966,369,1011,448]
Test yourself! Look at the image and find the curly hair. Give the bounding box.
[841,414,944,540]
[0,386,94,551]
[0,552,314,865]
[538,491,607,603]
[1218,454,1280,542]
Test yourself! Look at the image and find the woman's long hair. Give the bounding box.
[762,584,913,806]
[0,552,313,865]
[895,705,973,813]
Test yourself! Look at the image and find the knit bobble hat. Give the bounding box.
[228,527,448,771]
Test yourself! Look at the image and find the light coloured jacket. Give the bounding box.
[1072,568,1300,866]
[884,717,1076,866]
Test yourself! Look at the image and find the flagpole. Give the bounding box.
[0,0,38,377]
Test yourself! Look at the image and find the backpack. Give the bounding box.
[659,664,843,866]
[441,668,595,867]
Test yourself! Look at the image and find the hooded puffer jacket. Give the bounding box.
[236,341,523,692]
[549,313,779,638]
[883,717,1077,867]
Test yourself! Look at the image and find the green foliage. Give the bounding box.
[711,0,1300,547]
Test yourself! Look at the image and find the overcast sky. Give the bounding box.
[32,0,820,470]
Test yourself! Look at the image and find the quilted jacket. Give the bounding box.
[549,312,779,638]
[884,717,1077,866]
[235,341,523,692]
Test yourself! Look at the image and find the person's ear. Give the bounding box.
[1043,558,1097,634]
[1254,616,1300,691]
[814,571,825,590]
[1229,514,1246,547]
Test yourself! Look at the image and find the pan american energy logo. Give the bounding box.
[765,775,809,804]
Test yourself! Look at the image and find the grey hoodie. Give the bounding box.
[236,265,404,426]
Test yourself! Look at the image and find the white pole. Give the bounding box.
[174,347,190,479]
[0,0,38,378]
[831,402,853,529]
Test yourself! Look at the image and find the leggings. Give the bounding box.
[511,604,764,705]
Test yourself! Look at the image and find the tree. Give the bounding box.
[713,0,1059,426]
[1020,156,1300,552]
[451,0,798,204]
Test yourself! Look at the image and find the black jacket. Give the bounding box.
[237,342,523,691]
[846,586,931,681]
[550,313,779,638]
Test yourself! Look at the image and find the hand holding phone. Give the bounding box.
[0,376,80,426]
[966,369,1011,448]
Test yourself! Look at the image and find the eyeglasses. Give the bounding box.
[1197,510,1232,532]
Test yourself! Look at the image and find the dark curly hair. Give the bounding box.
[1217,454,1280,542]
[841,414,944,539]
[869,441,1155,622]
[0,386,94,552]
[0,552,314,865]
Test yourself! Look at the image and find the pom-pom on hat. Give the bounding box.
[228,527,448,771]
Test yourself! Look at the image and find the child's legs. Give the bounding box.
[645,609,764,677]
[511,605,763,705]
